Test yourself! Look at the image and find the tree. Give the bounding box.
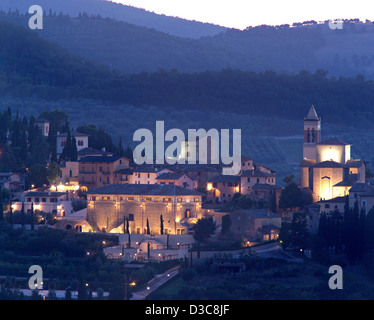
[123,216,127,234]
[283,174,295,185]
[21,202,25,229]
[290,212,308,249]
[146,218,150,235]
[71,136,78,161]
[279,183,312,210]
[160,214,164,235]
[31,202,35,231]
[46,162,61,186]
[124,146,133,162]
[65,287,72,300]
[0,200,3,222]
[193,217,217,258]
[9,204,13,229]
[279,222,292,249]
[27,163,49,188]
[344,200,360,263]
[279,183,301,210]
[117,137,125,157]
[220,214,231,236]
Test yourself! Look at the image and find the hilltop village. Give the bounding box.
[0,106,371,262]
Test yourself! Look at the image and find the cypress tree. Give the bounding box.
[71,136,78,161]
[0,188,3,222]
[31,202,34,231]
[9,204,13,229]
[21,202,25,229]
[117,137,125,157]
[160,214,164,235]
[146,218,150,235]
[0,201,3,223]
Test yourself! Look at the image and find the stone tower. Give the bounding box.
[303,105,321,161]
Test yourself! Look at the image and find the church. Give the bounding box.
[300,106,366,202]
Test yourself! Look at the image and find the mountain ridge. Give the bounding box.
[0,0,227,38]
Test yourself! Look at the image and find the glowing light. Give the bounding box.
[207,183,213,191]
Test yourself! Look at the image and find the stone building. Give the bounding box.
[78,156,130,190]
[300,106,366,202]
[87,184,205,234]
[225,209,281,241]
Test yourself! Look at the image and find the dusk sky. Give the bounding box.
[109,0,374,29]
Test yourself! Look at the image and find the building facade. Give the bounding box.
[87,184,205,234]
[300,106,366,202]
[78,156,130,190]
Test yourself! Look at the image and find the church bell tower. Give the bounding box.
[303,105,321,160]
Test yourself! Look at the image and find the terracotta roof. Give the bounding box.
[88,183,202,196]
[317,196,347,204]
[56,131,89,137]
[314,160,345,168]
[24,191,66,197]
[78,156,123,163]
[240,169,276,177]
[300,159,316,167]
[252,183,282,189]
[233,209,280,219]
[156,172,186,180]
[208,175,241,182]
[349,183,374,195]
[78,148,114,156]
[317,139,350,146]
[333,174,358,187]
[305,105,320,121]
[346,159,364,168]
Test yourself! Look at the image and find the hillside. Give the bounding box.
[2,20,374,127]
[2,12,374,79]
[0,0,226,38]
[1,20,374,178]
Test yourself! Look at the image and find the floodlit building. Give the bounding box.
[86,183,205,234]
[300,106,366,202]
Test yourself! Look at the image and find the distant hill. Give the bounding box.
[0,0,227,38]
[2,19,374,129]
[1,12,374,79]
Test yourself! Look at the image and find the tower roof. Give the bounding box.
[305,105,320,121]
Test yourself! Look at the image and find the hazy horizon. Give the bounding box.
[108,0,374,29]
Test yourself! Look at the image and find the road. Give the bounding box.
[131,265,180,300]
